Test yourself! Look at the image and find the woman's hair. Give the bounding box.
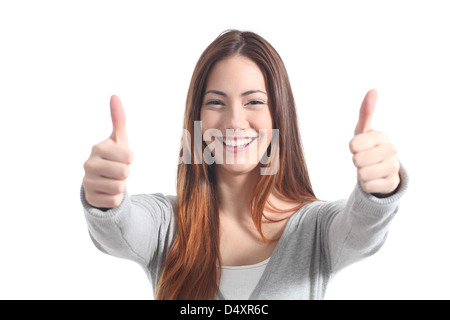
[156,30,318,300]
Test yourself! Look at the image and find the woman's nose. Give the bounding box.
[224,102,248,131]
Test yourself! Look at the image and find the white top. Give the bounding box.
[219,257,271,300]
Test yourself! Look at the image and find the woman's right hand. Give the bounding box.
[82,95,134,209]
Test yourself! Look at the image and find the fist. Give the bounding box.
[349,89,400,196]
[83,95,134,208]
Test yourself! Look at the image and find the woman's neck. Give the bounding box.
[215,166,260,219]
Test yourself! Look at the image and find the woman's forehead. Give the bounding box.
[205,56,266,94]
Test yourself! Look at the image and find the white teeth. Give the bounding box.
[224,138,254,147]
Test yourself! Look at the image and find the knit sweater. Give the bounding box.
[81,166,408,300]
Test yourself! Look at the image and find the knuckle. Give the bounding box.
[96,198,110,209]
[84,157,102,174]
[389,179,399,191]
[127,150,134,164]
[352,154,361,167]
[387,159,400,174]
[391,144,398,156]
[118,164,130,180]
[83,160,89,171]
[92,139,113,156]
[393,159,400,171]
[123,149,134,164]
[82,176,91,189]
[91,142,103,155]
[367,183,377,194]
[357,168,366,182]
[84,192,94,206]
[101,178,126,196]
[83,159,94,172]
[384,142,396,154]
[99,195,114,209]
[85,192,101,208]
[112,181,126,194]
[358,175,364,184]
[110,194,124,208]
[349,139,358,153]
[361,181,372,193]
[118,181,126,193]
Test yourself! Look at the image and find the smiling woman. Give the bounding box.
[81,29,408,300]
[154,30,322,300]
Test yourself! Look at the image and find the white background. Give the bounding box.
[1,0,449,300]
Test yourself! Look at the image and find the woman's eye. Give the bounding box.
[205,100,224,106]
[246,100,265,106]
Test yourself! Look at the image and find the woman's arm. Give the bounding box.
[326,164,409,273]
[326,89,408,273]
[81,187,176,266]
[81,95,176,266]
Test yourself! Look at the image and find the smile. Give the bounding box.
[217,136,257,152]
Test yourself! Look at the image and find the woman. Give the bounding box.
[81,30,407,300]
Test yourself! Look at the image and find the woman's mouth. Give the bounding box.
[218,136,257,152]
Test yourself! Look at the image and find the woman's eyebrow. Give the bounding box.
[204,89,267,97]
[204,90,227,97]
[241,90,267,97]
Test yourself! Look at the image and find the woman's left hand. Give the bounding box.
[349,89,401,196]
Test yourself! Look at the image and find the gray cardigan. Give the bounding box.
[81,166,408,300]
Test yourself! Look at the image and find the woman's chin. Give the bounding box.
[216,162,261,176]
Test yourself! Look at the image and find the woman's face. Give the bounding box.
[200,55,273,175]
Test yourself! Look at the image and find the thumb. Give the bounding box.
[110,94,128,144]
[354,89,377,135]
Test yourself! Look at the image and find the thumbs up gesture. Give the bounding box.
[349,90,400,196]
[83,95,134,208]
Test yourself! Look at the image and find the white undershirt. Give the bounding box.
[219,257,271,300]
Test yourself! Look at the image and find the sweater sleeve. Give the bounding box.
[80,187,176,267]
[325,163,409,274]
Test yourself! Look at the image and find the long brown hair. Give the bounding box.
[156,30,318,300]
